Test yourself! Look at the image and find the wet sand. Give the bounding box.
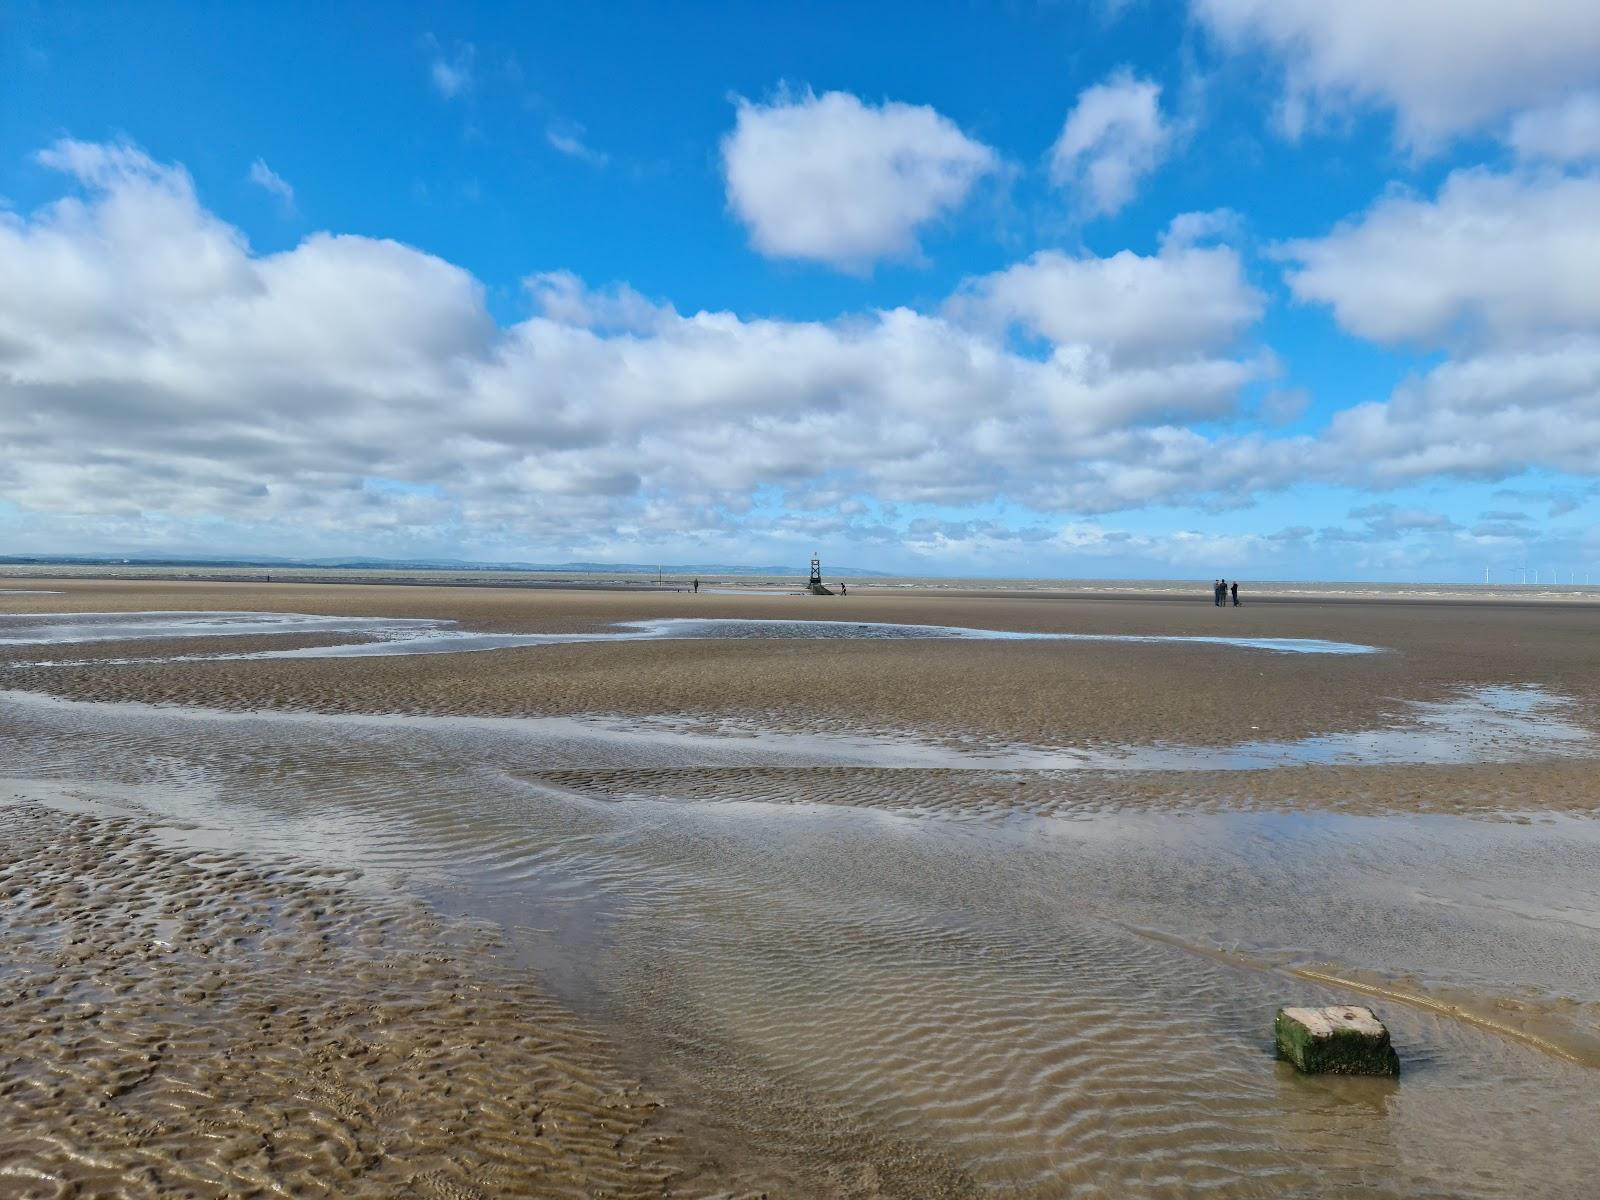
[5,577,1600,750]
[0,804,727,1198]
[3,577,1600,1197]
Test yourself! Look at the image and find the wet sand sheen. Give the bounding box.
[0,806,734,1198]
[0,677,1591,773]
[3,578,1600,1197]
[3,683,1599,1195]
[7,579,1600,752]
[0,609,1382,658]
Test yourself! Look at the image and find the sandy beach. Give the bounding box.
[18,2,1600,1193]
[3,576,1599,1197]
[6,576,1600,750]
[0,805,718,1199]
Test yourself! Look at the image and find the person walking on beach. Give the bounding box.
[1230,580,1239,607]
[1213,579,1223,606]
[840,581,847,596]
[692,578,699,594]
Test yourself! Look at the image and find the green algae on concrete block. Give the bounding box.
[1275,1005,1400,1076]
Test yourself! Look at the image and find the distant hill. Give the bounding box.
[0,554,892,577]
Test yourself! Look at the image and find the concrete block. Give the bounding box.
[1275,1005,1400,1076]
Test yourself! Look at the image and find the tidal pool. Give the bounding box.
[0,676,1585,772]
[0,610,1381,659]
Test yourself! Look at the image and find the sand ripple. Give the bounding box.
[0,805,767,1199]
[5,582,1600,1196]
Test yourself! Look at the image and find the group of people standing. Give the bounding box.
[1213,579,1240,607]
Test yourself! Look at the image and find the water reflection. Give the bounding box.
[0,610,1382,660]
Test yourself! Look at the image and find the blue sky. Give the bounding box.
[3,1,1600,580]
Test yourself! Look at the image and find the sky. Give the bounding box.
[2,2,1600,581]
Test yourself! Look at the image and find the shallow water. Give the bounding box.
[0,609,436,648]
[0,610,1382,659]
[0,678,1585,772]
[2,685,1598,1196]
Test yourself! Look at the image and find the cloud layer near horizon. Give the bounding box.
[1,138,1598,567]
[1,140,1270,549]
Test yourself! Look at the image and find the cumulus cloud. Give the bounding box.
[1049,71,1172,216]
[524,271,670,334]
[0,139,1280,557]
[1508,93,1600,163]
[947,231,1263,367]
[1160,207,1243,250]
[8,139,1598,566]
[1277,166,1600,490]
[1193,0,1600,147]
[1310,339,1600,485]
[247,158,295,213]
[1279,169,1600,348]
[720,89,997,271]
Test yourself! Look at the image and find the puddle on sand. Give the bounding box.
[1132,684,1592,768]
[2,686,1599,1195]
[0,609,1381,660]
[0,610,436,648]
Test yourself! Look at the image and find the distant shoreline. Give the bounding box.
[2,564,1600,605]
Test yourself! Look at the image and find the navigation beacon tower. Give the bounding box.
[805,553,834,595]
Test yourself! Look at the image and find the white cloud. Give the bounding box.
[1509,93,1600,163]
[1052,522,1278,567]
[1277,166,1600,491]
[720,89,997,271]
[893,513,1569,579]
[1312,339,1600,485]
[1049,71,1172,216]
[546,124,608,167]
[1279,169,1600,348]
[0,140,1278,557]
[428,42,474,99]
[9,139,1600,566]
[1160,207,1242,250]
[946,234,1263,366]
[900,516,1281,570]
[1193,0,1600,147]
[525,270,670,334]
[247,158,295,213]
[36,139,161,188]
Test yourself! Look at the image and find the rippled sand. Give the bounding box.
[3,578,1600,1197]
[0,805,736,1198]
[4,576,1599,747]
